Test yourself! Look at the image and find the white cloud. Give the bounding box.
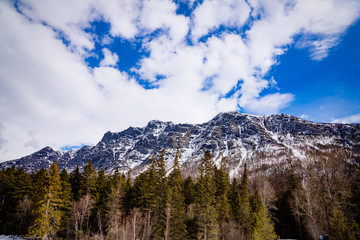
[100,49,118,67]
[191,0,251,41]
[0,0,359,161]
[331,114,360,124]
[300,114,309,120]
[18,0,96,52]
[242,93,294,115]
[140,0,189,43]
[96,0,140,38]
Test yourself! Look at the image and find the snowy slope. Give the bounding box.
[1,112,359,176]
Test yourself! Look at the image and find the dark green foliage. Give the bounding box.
[106,171,125,240]
[81,159,97,196]
[184,175,195,206]
[91,168,111,235]
[250,189,276,240]
[122,172,134,216]
[273,167,308,239]
[27,161,62,239]
[330,207,359,240]
[59,168,72,238]
[0,167,34,235]
[70,165,82,201]
[229,178,241,223]
[239,163,251,237]
[195,150,219,240]
[274,190,302,239]
[152,149,169,239]
[214,157,231,222]
[132,158,157,212]
[214,157,231,240]
[167,151,187,240]
[0,149,358,240]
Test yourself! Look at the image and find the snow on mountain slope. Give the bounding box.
[1,112,359,177]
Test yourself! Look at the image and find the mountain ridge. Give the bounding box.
[1,112,359,176]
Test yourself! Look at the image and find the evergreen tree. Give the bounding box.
[31,167,50,206]
[27,161,62,239]
[152,149,169,239]
[70,165,82,201]
[92,168,111,235]
[80,159,97,197]
[239,163,251,237]
[214,157,231,239]
[13,167,33,200]
[183,175,197,239]
[11,168,33,234]
[330,207,358,240]
[273,166,305,239]
[106,172,125,240]
[167,151,187,240]
[59,168,72,238]
[133,157,157,212]
[195,150,219,240]
[184,175,195,206]
[229,178,241,223]
[123,171,134,216]
[0,167,18,234]
[250,189,276,240]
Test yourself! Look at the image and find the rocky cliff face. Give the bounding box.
[1,112,359,176]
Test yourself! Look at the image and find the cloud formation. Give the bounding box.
[331,114,360,124]
[0,0,359,161]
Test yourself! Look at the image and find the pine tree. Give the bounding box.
[59,168,72,238]
[70,165,82,201]
[195,150,219,240]
[240,163,251,237]
[81,159,97,197]
[106,173,124,240]
[250,189,276,240]
[214,157,231,239]
[123,171,134,216]
[133,157,157,212]
[93,168,111,235]
[183,175,197,239]
[27,161,63,239]
[0,167,19,234]
[152,149,169,239]
[12,168,33,234]
[184,175,195,206]
[13,167,33,200]
[167,151,187,240]
[229,178,241,223]
[330,207,358,240]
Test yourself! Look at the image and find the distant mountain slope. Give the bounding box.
[1,112,360,176]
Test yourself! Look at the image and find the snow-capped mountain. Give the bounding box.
[1,112,359,176]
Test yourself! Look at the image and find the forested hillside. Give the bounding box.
[0,149,359,240]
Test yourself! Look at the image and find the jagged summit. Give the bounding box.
[1,112,359,176]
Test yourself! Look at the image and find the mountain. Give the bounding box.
[1,112,360,176]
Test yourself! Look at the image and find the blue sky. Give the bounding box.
[0,0,359,160]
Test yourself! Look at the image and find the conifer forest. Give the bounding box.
[0,150,359,240]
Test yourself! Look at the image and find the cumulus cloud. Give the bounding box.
[242,93,294,115]
[191,0,251,41]
[141,0,189,43]
[0,0,359,161]
[331,114,360,124]
[100,49,118,67]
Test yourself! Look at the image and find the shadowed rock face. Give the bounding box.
[1,112,360,176]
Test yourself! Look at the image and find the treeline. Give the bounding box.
[0,149,359,240]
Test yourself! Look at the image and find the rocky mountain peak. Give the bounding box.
[1,112,359,176]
